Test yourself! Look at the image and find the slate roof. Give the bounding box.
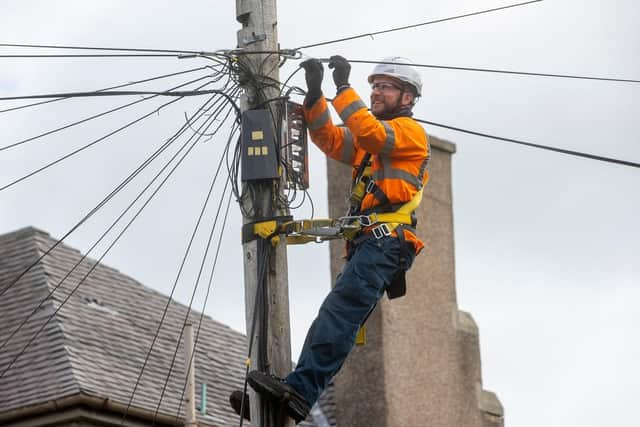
[0,227,335,426]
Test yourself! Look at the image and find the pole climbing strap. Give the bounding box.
[240,188,423,246]
[241,215,293,245]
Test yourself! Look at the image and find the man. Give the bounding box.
[232,55,429,423]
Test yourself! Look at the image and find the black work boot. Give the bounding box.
[229,390,250,421]
[247,370,311,423]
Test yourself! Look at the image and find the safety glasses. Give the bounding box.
[370,82,402,93]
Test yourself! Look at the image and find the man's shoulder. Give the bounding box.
[390,116,428,136]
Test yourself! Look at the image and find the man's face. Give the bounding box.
[370,76,412,117]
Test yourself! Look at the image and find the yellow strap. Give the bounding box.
[349,166,372,207]
[366,212,413,225]
[364,187,423,225]
[355,326,366,346]
[398,187,424,214]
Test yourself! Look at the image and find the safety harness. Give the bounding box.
[344,152,422,299]
[242,152,424,299]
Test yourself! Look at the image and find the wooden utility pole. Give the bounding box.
[236,1,294,426]
[183,323,197,427]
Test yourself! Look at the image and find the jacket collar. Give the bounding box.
[373,106,413,121]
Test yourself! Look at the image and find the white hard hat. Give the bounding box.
[367,57,422,97]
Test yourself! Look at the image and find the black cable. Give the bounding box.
[415,118,640,169]
[0,89,241,109]
[0,53,185,58]
[201,87,243,140]
[0,80,217,193]
[0,42,218,56]
[173,186,234,425]
[0,73,214,152]
[296,0,544,49]
[150,132,236,426]
[238,239,272,427]
[323,58,640,85]
[0,91,227,301]
[149,185,231,426]
[171,128,238,423]
[280,68,304,96]
[0,95,222,354]
[0,65,210,115]
[120,107,241,426]
[0,96,226,380]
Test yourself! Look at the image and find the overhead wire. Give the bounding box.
[0,88,232,301]
[415,118,640,168]
[0,65,211,115]
[150,170,233,426]
[0,42,220,56]
[0,89,242,109]
[279,57,638,168]
[296,0,544,49]
[0,93,226,355]
[322,58,640,85]
[173,186,234,425]
[120,102,242,426]
[0,72,215,153]
[0,94,229,380]
[0,53,188,58]
[145,91,241,422]
[0,79,217,193]
[172,132,237,424]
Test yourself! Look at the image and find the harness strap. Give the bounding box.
[360,175,391,207]
[348,153,372,215]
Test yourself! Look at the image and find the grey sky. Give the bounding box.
[1,1,639,426]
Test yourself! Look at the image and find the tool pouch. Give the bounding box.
[386,225,414,300]
[386,270,407,299]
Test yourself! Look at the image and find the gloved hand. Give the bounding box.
[328,55,351,90]
[300,58,324,107]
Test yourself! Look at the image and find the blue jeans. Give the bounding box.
[285,235,416,405]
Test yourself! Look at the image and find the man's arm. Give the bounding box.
[304,96,355,165]
[300,58,354,165]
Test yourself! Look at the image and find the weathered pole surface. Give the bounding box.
[235,1,294,426]
[183,323,197,427]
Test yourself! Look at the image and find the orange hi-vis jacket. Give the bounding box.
[303,88,430,253]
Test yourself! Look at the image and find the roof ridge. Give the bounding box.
[0,226,51,242]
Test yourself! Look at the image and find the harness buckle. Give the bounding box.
[372,223,391,239]
[365,179,376,194]
[358,215,372,227]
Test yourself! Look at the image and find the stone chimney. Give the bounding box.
[326,136,504,427]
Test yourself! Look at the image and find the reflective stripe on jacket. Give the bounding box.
[303,88,430,253]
